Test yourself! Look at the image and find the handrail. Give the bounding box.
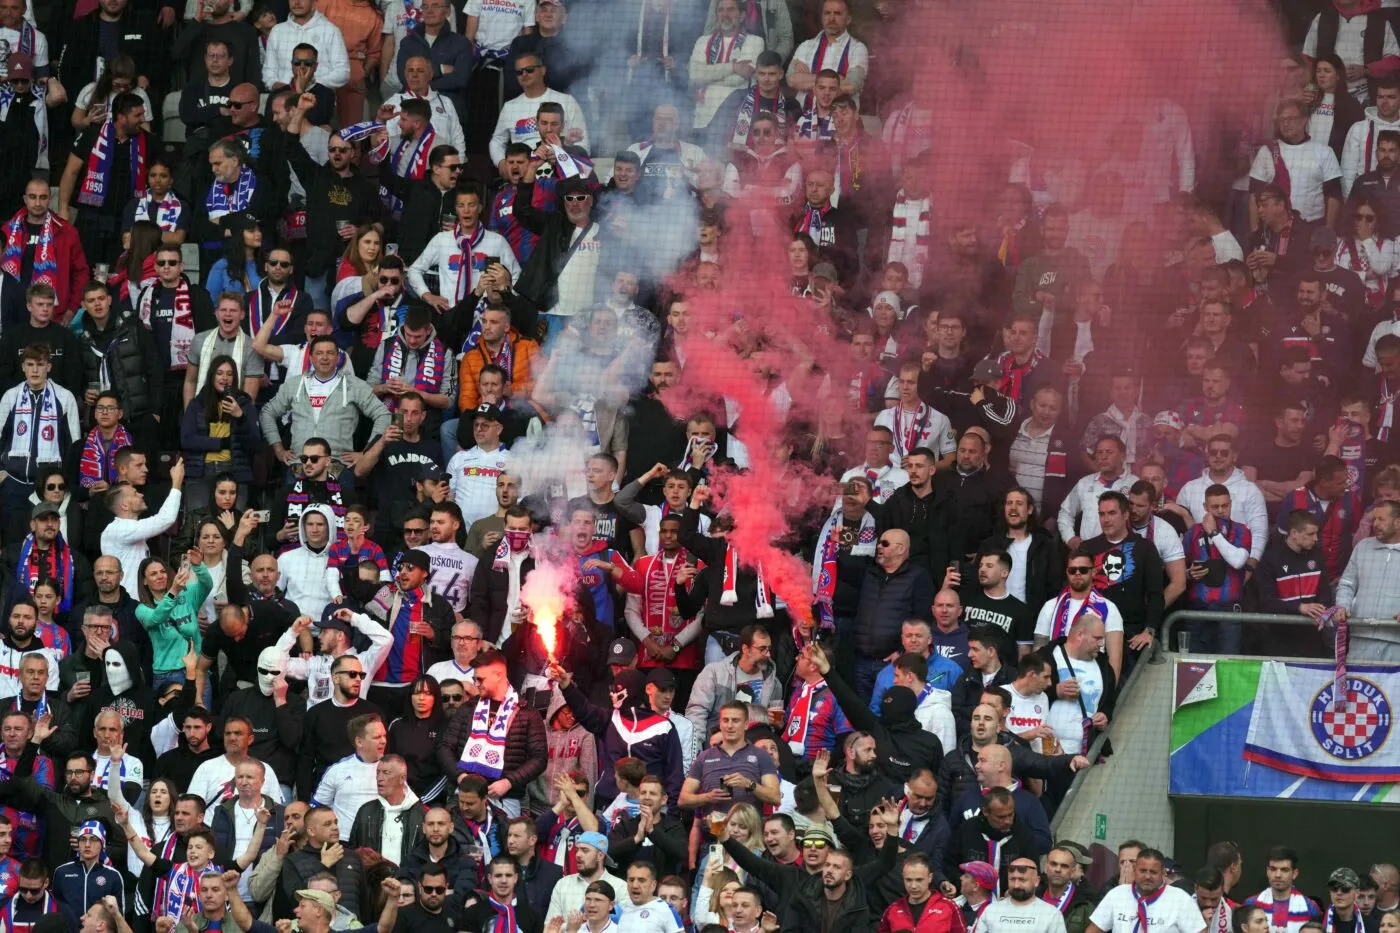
[1048,608,1396,833]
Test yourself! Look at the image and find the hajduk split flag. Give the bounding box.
[1243,661,1400,783]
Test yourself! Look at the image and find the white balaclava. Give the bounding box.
[104,648,132,695]
[257,647,282,696]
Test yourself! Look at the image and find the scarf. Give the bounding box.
[1253,888,1315,931]
[891,403,932,459]
[1208,899,1235,933]
[796,108,833,140]
[1043,883,1077,913]
[995,349,1044,403]
[794,202,833,244]
[457,688,520,779]
[785,678,825,754]
[720,545,773,618]
[452,223,487,303]
[1135,884,1168,933]
[1380,374,1397,440]
[140,278,196,370]
[1268,141,1292,199]
[155,861,211,922]
[16,534,73,613]
[706,28,745,63]
[79,428,132,490]
[464,811,498,883]
[835,136,862,195]
[4,890,54,933]
[888,191,931,266]
[133,193,184,232]
[803,31,851,108]
[677,435,717,472]
[7,384,62,471]
[394,126,436,182]
[381,333,447,411]
[643,550,683,636]
[1047,587,1111,641]
[9,692,47,721]
[982,834,1005,896]
[77,120,146,208]
[492,531,530,570]
[196,330,247,392]
[731,89,786,149]
[812,509,875,627]
[1323,907,1356,933]
[1,210,56,289]
[1341,238,1387,308]
[248,282,298,338]
[205,167,256,221]
[489,896,518,933]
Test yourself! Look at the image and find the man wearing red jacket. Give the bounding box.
[880,852,967,933]
[618,514,705,698]
[0,179,89,317]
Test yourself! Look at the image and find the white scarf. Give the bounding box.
[196,329,248,392]
[1104,405,1146,464]
[7,383,62,469]
[457,687,520,780]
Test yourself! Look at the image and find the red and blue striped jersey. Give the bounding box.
[1275,484,1362,580]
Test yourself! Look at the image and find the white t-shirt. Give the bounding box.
[1089,884,1207,933]
[1044,644,1106,755]
[980,897,1067,933]
[1005,683,1050,738]
[1035,595,1125,640]
[839,462,910,504]
[618,898,685,933]
[1005,535,1033,603]
[1248,139,1342,222]
[0,25,48,79]
[1210,229,1244,263]
[447,445,512,526]
[418,540,479,612]
[187,756,286,806]
[465,0,536,53]
[874,404,957,461]
[75,84,154,123]
[93,752,144,792]
[1134,517,1185,566]
[425,659,478,686]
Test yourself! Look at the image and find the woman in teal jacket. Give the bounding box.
[136,549,213,693]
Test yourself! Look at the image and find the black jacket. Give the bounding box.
[75,311,162,421]
[513,181,603,312]
[983,527,1065,613]
[276,844,364,921]
[348,796,427,864]
[436,697,548,800]
[515,855,564,918]
[936,731,1071,814]
[724,834,895,933]
[930,466,1015,571]
[462,895,544,933]
[851,560,935,661]
[676,508,775,637]
[0,744,127,874]
[874,485,939,576]
[468,552,537,645]
[607,810,687,877]
[59,5,164,96]
[210,794,284,867]
[942,813,1041,893]
[285,134,383,277]
[1036,636,1118,732]
[951,663,1014,736]
[386,177,458,266]
[825,664,942,782]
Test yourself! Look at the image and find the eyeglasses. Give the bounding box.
[292,58,317,66]
[336,670,366,679]
[300,454,324,463]
[420,885,447,894]
[94,405,119,413]
[802,839,828,849]
[267,259,293,268]
[45,482,65,491]
[1067,566,1093,575]
[228,99,257,109]
[515,65,540,75]
[452,634,481,642]
[65,768,91,775]
[155,259,181,267]
[563,194,590,203]
[379,276,402,286]
[403,526,428,535]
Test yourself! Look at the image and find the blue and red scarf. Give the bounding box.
[79,425,132,489]
[77,122,146,208]
[1047,587,1111,641]
[16,534,74,613]
[1134,884,1168,933]
[0,210,57,290]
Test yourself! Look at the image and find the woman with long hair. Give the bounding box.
[108,219,164,310]
[1336,197,1399,311]
[337,222,384,283]
[693,868,741,927]
[108,774,180,891]
[136,550,212,693]
[788,234,817,296]
[190,519,231,631]
[180,355,260,505]
[388,675,448,803]
[1307,53,1365,157]
[203,212,264,299]
[72,55,153,131]
[174,472,240,555]
[30,581,72,657]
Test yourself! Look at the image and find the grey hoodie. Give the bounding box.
[258,367,390,460]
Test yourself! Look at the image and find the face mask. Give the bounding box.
[505,530,531,552]
[104,648,132,695]
[256,647,282,696]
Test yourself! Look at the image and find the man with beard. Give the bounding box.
[1088,848,1206,933]
[299,656,383,799]
[723,827,890,933]
[1245,185,1316,290]
[604,776,686,878]
[0,743,127,875]
[1076,495,1162,677]
[513,174,604,335]
[1274,273,1354,381]
[978,856,1064,932]
[153,708,220,795]
[931,431,1014,574]
[1352,131,1400,239]
[0,601,59,704]
[984,487,1064,614]
[1041,846,1095,933]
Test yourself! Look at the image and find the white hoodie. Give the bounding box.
[276,503,338,622]
[1342,104,1400,195]
[1175,467,1269,561]
[376,789,422,866]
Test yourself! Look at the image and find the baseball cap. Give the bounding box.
[296,889,336,914]
[399,549,431,573]
[5,53,33,81]
[645,668,677,690]
[557,176,590,197]
[577,830,609,855]
[971,359,1003,385]
[417,464,450,484]
[31,501,60,520]
[1153,410,1184,431]
[76,821,105,842]
[811,262,838,282]
[608,638,637,665]
[1329,867,1362,889]
[1310,226,1339,251]
[802,827,834,846]
[1057,840,1093,866]
[319,609,352,633]
[961,861,997,890]
[474,402,505,423]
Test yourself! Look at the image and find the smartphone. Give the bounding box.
[709,843,723,864]
[252,510,271,523]
[392,411,405,431]
[75,671,91,684]
[483,255,501,268]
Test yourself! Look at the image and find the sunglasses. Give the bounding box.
[155,259,181,267]
[515,65,540,75]
[1207,449,1232,457]
[293,58,317,66]
[45,482,65,491]
[267,259,292,268]
[228,99,257,109]
[379,276,402,285]
[443,164,463,172]
[300,454,324,463]
[404,526,428,534]
[18,888,43,898]
[563,194,590,203]
[328,145,353,153]
[336,670,366,679]
[1067,566,1093,575]
[442,693,465,702]
[802,839,828,849]
[420,885,447,894]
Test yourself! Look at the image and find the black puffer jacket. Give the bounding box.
[75,311,162,421]
[851,560,936,661]
[435,697,548,801]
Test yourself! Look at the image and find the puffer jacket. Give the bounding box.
[73,310,162,421]
[853,560,936,660]
[180,388,261,482]
[435,694,548,801]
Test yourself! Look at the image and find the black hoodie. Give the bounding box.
[825,668,943,782]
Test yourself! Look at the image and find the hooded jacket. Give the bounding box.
[257,367,390,460]
[684,652,783,759]
[73,309,160,419]
[1343,103,1400,195]
[219,682,306,787]
[540,690,598,806]
[348,789,426,865]
[560,669,685,802]
[825,666,943,782]
[277,504,338,622]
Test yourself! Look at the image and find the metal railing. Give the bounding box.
[1048,609,1396,832]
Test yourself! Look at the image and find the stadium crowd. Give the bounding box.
[0,0,1390,930]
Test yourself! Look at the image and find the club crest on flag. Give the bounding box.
[1311,676,1391,761]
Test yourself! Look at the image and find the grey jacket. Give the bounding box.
[683,651,781,758]
[258,370,390,459]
